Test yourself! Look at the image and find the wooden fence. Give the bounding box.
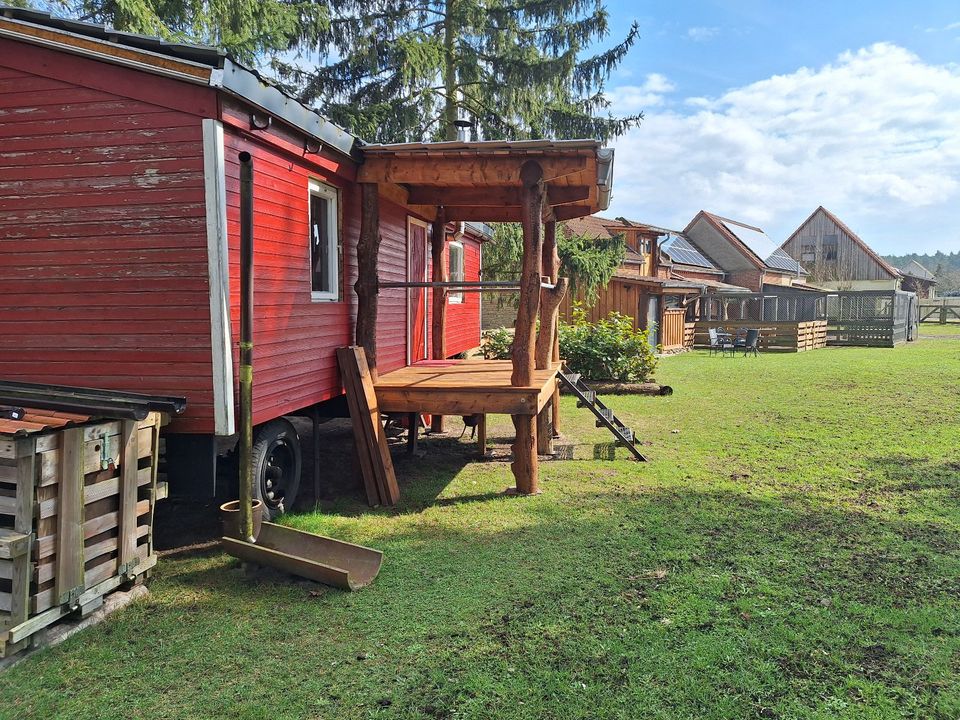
[918,298,960,324]
[693,320,828,353]
[660,308,687,350]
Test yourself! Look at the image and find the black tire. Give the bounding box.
[251,418,301,520]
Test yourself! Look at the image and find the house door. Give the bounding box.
[407,217,429,363]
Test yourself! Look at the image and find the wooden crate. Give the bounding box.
[0,413,162,658]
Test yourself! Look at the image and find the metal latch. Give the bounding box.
[118,556,141,579]
[99,433,115,471]
[59,585,84,608]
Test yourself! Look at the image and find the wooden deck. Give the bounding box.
[374,360,560,416]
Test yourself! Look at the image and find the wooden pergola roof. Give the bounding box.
[357,139,614,222]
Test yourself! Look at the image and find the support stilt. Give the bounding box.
[509,161,545,495]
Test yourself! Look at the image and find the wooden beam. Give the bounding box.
[355,183,381,381]
[552,205,596,221]
[431,206,523,222]
[358,155,588,185]
[546,185,592,206]
[405,185,590,207]
[430,207,447,433]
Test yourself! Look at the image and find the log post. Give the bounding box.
[542,219,562,437]
[430,208,447,432]
[510,161,545,495]
[536,406,553,455]
[355,183,381,381]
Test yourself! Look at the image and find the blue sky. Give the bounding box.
[598,1,960,255]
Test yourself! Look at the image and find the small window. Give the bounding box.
[800,243,816,262]
[448,241,464,304]
[309,180,340,301]
[822,234,838,261]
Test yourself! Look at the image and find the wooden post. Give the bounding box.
[536,406,553,455]
[356,182,381,381]
[510,161,545,495]
[430,208,447,432]
[477,414,487,456]
[542,219,562,437]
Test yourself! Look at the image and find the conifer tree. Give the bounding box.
[24,0,328,65]
[277,0,641,143]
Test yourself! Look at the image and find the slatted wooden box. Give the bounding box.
[0,411,163,658]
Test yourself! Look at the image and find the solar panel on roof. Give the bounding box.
[659,234,715,269]
[719,219,804,273]
[766,248,804,273]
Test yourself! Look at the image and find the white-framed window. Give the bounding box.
[448,240,464,304]
[308,180,340,301]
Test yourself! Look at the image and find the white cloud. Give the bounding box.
[607,73,676,113]
[687,26,720,42]
[606,43,960,254]
[924,21,960,32]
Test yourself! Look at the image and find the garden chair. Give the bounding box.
[740,329,760,356]
[707,327,721,355]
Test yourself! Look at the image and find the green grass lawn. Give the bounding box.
[3,342,959,720]
[918,322,960,337]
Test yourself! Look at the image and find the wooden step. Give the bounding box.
[617,427,634,443]
[595,408,614,426]
[561,373,582,385]
[577,391,596,407]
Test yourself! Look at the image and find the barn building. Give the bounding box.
[779,206,902,291]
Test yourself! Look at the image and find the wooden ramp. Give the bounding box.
[337,347,400,506]
[222,522,382,591]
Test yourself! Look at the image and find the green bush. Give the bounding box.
[558,304,658,382]
[481,305,659,383]
[481,326,514,360]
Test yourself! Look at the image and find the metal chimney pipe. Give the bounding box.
[238,151,255,544]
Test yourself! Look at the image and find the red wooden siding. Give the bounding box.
[221,124,416,426]
[376,203,418,374]
[0,49,216,432]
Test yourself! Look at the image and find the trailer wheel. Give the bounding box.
[252,419,301,520]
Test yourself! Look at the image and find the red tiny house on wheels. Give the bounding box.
[0,11,485,507]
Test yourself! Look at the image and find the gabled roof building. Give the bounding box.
[779,206,901,291]
[898,260,937,298]
[683,211,807,292]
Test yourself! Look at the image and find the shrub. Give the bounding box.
[481,326,514,360]
[558,304,658,382]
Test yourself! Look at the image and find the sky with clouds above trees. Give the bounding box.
[599,1,960,254]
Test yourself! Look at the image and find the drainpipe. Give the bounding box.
[238,151,255,544]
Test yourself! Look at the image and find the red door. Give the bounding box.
[407,218,428,363]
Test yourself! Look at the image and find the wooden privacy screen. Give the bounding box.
[337,347,400,506]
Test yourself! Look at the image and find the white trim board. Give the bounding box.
[202,119,235,436]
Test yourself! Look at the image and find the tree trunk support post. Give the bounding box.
[542,220,563,438]
[430,208,448,433]
[510,161,545,495]
[356,183,381,382]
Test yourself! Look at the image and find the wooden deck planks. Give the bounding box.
[374,360,560,416]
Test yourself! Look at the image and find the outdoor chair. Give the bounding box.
[708,327,722,355]
[741,329,760,356]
